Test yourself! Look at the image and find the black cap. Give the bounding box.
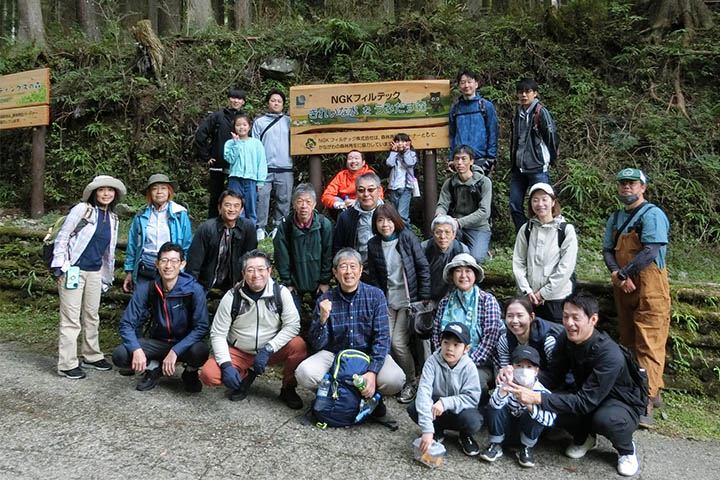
[511,345,540,367]
[441,322,471,345]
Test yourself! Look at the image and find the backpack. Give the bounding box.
[617,343,650,415]
[312,349,370,427]
[530,103,560,165]
[42,204,94,270]
[230,281,284,320]
[524,221,577,292]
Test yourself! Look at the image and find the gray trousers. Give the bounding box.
[256,171,293,230]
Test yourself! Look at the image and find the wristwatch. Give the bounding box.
[264,344,274,354]
[617,271,628,281]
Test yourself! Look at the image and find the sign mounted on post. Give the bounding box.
[289,80,450,155]
[0,68,51,129]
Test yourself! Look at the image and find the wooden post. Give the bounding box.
[309,155,323,200]
[422,149,438,237]
[30,125,46,218]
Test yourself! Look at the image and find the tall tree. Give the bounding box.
[76,0,101,42]
[213,0,225,26]
[381,0,394,21]
[158,0,181,35]
[17,0,46,48]
[233,0,251,30]
[186,0,215,32]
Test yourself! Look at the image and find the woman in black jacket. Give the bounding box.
[366,204,430,404]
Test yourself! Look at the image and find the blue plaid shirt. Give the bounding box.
[309,282,390,373]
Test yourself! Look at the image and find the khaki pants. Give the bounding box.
[57,270,104,371]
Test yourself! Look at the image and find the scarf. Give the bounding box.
[441,285,481,349]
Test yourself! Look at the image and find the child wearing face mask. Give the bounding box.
[480,345,556,468]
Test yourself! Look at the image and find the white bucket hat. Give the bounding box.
[442,253,485,284]
[82,175,127,202]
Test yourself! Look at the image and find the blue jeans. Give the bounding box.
[487,403,546,447]
[509,170,550,232]
[458,228,491,264]
[229,177,258,226]
[387,188,412,226]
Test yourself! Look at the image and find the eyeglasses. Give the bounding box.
[336,263,360,272]
[245,266,269,274]
[158,258,182,266]
[356,187,377,194]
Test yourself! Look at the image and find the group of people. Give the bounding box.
[47,70,671,478]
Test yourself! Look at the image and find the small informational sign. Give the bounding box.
[0,68,51,110]
[0,105,50,130]
[290,80,450,155]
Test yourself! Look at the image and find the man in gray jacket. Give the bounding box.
[253,89,293,241]
[408,322,483,457]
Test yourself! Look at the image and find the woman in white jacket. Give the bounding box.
[512,183,578,323]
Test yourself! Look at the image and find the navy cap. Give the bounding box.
[511,345,541,367]
[441,322,471,345]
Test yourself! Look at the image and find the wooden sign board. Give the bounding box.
[0,105,50,130]
[290,80,450,134]
[292,126,448,156]
[0,68,51,111]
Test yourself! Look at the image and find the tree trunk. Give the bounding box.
[233,0,251,30]
[147,0,159,33]
[17,0,46,48]
[466,0,482,17]
[186,0,215,32]
[381,0,394,21]
[158,0,181,35]
[76,0,101,42]
[213,0,224,26]
[649,0,714,40]
[30,126,46,219]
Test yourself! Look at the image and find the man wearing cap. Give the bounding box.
[123,174,193,294]
[193,87,247,219]
[431,253,503,401]
[602,167,670,427]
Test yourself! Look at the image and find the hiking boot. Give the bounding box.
[181,369,202,393]
[279,387,304,410]
[256,228,266,242]
[230,375,254,401]
[81,359,113,371]
[370,398,387,418]
[617,442,639,477]
[458,434,480,456]
[396,384,417,404]
[516,446,536,468]
[480,442,503,462]
[136,368,162,391]
[57,366,86,379]
[565,435,597,459]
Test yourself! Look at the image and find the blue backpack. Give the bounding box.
[312,349,370,427]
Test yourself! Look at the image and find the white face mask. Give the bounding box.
[513,367,536,387]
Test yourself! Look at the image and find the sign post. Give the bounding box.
[0,68,51,218]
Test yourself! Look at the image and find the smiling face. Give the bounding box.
[505,302,535,340]
[452,266,476,292]
[243,256,271,292]
[440,335,471,367]
[234,116,251,138]
[530,191,555,221]
[267,93,284,114]
[95,187,116,208]
[356,178,380,211]
[376,215,395,238]
[149,183,170,208]
[563,302,598,344]
[458,74,478,99]
[218,194,244,224]
[346,151,365,172]
[333,256,362,293]
[155,250,185,284]
[228,96,245,110]
[433,223,456,251]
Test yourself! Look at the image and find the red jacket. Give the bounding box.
[321,163,385,209]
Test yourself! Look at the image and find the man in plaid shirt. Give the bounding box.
[295,248,405,411]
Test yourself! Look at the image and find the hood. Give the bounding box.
[528,214,567,228]
[160,271,197,298]
[432,348,473,371]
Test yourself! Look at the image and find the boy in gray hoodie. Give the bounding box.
[408,322,483,457]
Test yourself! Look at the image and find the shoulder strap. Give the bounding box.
[524,221,533,244]
[612,203,650,249]
[259,115,283,141]
[273,282,284,316]
[532,103,544,130]
[230,285,242,320]
[557,222,567,249]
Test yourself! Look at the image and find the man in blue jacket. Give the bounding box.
[123,174,193,293]
[113,242,209,393]
[448,68,498,175]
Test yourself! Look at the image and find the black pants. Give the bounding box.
[534,300,564,324]
[407,402,483,435]
[555,398,638,455]
[112,338,209,369]
[208,170,227,219]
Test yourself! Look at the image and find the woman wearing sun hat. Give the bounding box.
[51,175,126,379]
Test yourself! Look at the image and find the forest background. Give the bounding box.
[1,0,720,439]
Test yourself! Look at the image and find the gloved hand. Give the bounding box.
[253,346,272,375]
[220,362,242,390]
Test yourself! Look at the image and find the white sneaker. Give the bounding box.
[617,442,639,477]
[256,228,266,242]
[269,228,278,240]
[565,435,597,459]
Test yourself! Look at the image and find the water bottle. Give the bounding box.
[352,373,366,391]
[355,393,381,422]
[315,373,331,410]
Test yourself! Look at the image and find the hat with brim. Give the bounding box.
[144,173,178,193]
[511,344,541,367]
[616,168,647,185]
[528,182,555,198]
[82,175,126,202]
[442,253,485,285]
[441,322,471,345]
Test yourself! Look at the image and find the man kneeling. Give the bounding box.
[199,250,307,409]
[113,242,209,392]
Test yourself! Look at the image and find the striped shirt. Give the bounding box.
[490,379,556,427]
[308,282,390,373]
[494,333,556,371]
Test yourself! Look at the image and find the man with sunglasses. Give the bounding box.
[113,242,209,393]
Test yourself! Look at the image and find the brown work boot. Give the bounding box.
[638,401,654,429]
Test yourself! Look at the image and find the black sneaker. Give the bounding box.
[480,442,503,462]
[136,368,162,391]
[118,368,135,376]
[182,369,202,393]
[370,398,387,418]
[434,429,445,444]
[459,434,480,456]
[279,387,304,410]
[230,375,254,401]
[516,446,536,468]
[57,366,87,379]
[81,359,113,371]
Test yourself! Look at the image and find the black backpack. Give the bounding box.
[617,343,650,415]
[524,221,577,292]
[230,282,284,320]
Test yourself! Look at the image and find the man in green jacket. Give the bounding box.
[273,183,333,334]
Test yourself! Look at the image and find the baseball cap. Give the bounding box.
[616,168,647,185]
[528,182,555,198]
[441,322,471,345]
[511,345,541,367]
